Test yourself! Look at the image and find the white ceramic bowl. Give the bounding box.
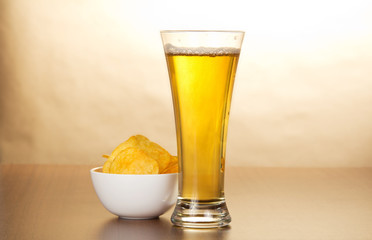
[90,167,178,219]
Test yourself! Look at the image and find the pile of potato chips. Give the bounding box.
[102,135,178,174]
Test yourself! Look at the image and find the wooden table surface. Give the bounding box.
[0,164,371,240]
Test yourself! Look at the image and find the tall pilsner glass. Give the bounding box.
[161,31,244,228]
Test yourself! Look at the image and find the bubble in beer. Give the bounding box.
[164,44,240,56]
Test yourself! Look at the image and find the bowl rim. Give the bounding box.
[90,166,178,176]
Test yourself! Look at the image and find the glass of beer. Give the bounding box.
[161,30,244,228]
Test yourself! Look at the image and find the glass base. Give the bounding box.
[171,198,231,228]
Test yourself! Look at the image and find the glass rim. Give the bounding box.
[160,30,244,34]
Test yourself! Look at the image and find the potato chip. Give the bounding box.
[102,135,177,174]
[102,136,139,173]
[162,156,178,173]
[171,155,178,163]
[109,147,159,174]
[102,160,112,173]
[140,141,172,173]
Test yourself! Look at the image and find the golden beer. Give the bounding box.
[161,31,244,228]
[166,52,240,201]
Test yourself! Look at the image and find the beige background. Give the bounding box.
[1,0,371,166]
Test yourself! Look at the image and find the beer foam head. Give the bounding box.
[164,44,240,56]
